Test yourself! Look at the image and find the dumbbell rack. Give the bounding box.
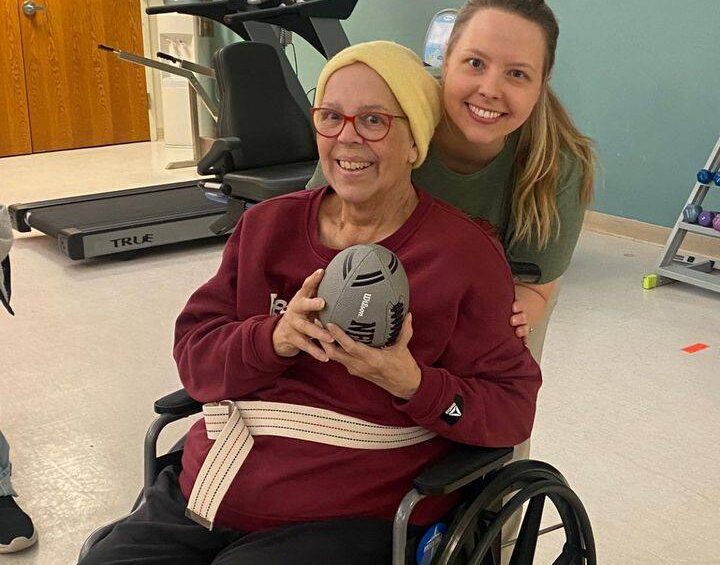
[644,135,720,294]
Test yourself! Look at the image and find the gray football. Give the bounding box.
[317,244,409,348]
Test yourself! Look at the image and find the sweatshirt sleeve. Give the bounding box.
[395,245,542,448]
[173,218,296,403]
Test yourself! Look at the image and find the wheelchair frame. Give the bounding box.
[79,389,596,564]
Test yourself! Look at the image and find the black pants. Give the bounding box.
[78,467,421,565]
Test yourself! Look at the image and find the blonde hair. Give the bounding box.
[445,0,596,248]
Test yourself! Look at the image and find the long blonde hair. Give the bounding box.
[445,0,596,249]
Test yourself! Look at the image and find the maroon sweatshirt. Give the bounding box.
[174,186,541,532]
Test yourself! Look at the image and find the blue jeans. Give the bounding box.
[0,430,16,496]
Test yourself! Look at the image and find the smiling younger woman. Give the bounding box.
[309,0,596,368]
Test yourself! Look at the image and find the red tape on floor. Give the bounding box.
[682,343,709,354]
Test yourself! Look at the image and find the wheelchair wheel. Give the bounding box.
[433,460,596,565]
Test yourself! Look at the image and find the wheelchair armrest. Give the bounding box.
[413,446,514,496]
[154,389,203,417]
[509,261,541,284]
[197,136,243,176]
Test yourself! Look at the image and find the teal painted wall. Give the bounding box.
[550,1,720,227]
[213,0,720,227]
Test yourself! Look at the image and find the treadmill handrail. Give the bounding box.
[156,52,216,78]
[100,45,219,119]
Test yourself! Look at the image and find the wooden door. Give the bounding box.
[0,0,32,157]
[17,0,150,153]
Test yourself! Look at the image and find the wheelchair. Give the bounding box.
[79,389,596,564]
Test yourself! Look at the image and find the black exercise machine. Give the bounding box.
[9,0,356,260]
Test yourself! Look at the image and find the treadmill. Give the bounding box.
[10,182,225,260]
[8,0,355,260]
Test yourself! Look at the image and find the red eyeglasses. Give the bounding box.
[311,107,407,142]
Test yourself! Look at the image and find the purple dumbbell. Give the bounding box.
[697,211,716,227]
[713,215,720,232]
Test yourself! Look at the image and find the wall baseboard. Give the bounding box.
[583,211,720,260]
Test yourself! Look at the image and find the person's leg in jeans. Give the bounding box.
[0,210,34,553]
[0,430,16,498]
[0,430,37,553]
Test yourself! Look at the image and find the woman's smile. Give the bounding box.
[465,102,507,124]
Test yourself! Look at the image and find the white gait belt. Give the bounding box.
[185,400,436,529]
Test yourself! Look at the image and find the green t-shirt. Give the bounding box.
[305,138,585,284]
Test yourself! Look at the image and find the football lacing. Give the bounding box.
[386,301,405,345]
[347,320,376,345]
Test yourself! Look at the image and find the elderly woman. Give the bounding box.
[79,41,540,565]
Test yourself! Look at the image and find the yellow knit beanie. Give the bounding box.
[314,40,441,168]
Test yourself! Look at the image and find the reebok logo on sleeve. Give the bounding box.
[441,395,464,426]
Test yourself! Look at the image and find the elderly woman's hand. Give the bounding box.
[272,269,335,362]
[320,314,421,399]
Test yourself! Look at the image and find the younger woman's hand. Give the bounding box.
[510,300,531,345]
